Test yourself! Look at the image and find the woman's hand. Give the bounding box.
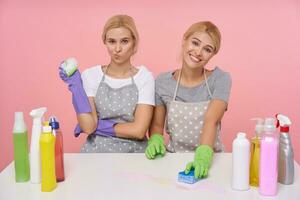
[145,133,166,159]
[184,145,213,178]
[58,67,92,114]
[74,119,117,137]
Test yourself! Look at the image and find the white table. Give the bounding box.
[0,153,299,200]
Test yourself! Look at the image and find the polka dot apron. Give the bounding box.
[166,69,224,153]
[81,67,147,153]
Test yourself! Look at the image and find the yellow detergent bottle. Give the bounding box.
[40,125,57,192]
[249,118,264,187]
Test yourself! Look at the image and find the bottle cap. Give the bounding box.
[237,132,246,139]
[49,116,60,129]
[264,118,276,132]
[15,112,24,122]
[251,118,264,135]
[43,121,49,126]
[42,125,52,133]
[13,112,27,133]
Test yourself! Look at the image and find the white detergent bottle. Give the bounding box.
[232,132,250,190]
[29,107,47,183]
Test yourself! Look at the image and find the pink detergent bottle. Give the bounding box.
[259,117,279,196]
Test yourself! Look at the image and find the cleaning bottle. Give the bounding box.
[49,116,65,182]
[13,112,30,182]
[60,57,78,77]
[249,118,264,187]
[29,107,47,183]
[40,125,57,192]
[259,118,279,196]
[276,114,294,185]
[232,132,250,191]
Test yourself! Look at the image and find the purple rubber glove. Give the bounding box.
[74,119,117,137]
[59,67,92,114]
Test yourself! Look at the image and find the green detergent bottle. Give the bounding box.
[13,112,30,182]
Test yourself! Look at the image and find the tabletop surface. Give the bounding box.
[0,153,299,200]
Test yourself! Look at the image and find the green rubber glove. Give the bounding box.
[184,145,214,178]
[145,133,166,159]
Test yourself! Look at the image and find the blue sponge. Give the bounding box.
[178,170,200,184]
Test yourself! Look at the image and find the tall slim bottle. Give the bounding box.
[276,114,294,184]
[249,118,264,187]
[259,118,279,196]
[29,107,47,183]
[40,125,57,192]
[49,117,65,182]
[13,112,30,182]
[232,132,250,190]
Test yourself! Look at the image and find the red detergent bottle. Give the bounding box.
[49,116,65,182]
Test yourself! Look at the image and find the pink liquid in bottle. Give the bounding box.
[259,118,278,196]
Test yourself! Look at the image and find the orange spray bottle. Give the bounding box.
[49,116,65,182]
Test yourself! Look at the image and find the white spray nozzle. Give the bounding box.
[30,107,47,125]
[276,114,292,127]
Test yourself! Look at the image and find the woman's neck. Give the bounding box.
[178,66,206,87]
[106,60,133,78]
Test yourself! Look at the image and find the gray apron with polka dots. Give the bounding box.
[166,69,224,153]
[81,68,147,153]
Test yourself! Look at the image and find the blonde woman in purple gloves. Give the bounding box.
[145,21,232,179]
[59,15,155,153]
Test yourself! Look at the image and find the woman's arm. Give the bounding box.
[76,97,98,134]
[184,99,227,178]
[145,105,167,159]
[149,105,166,136]
[200,99,227,146]
[114,104,154,140]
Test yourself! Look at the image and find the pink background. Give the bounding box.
[1,0,300,171]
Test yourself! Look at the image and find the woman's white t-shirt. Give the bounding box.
[81,65,155,106]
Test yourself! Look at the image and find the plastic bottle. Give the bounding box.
[13,112,30,182]
[49,117,65,182]
[259,118,279,196]
[60,57,78,77]
[249,118,264,187]
[276,114,294,184]
[29,107,47,183]
[40,125,57,192]
[232,132,250,191]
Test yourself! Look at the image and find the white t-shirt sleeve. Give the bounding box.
[135,66,155,106]
[81,65,102,97]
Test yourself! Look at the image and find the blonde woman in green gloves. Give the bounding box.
[146,21,232,179]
